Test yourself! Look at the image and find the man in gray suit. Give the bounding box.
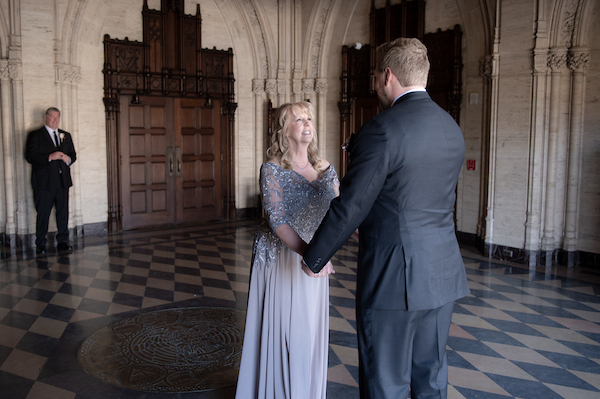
[302,38,470,398]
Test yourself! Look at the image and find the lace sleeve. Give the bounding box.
[329,166,340,196]
[260,163,288,231]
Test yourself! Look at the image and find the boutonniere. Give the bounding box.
[59,132,65,143]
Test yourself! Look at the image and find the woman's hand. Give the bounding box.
[301,260,335,277]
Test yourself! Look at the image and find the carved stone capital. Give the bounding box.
[315,78,327,94]
[265,79,277,95]
[0,60,8,79]
[479,55,492,80]
[301,78,314,93]
[277,79,286,95]
[8,63,22,80]
[547,52,568,71]
[252,79,264,94]
[568,51,589,72]
[292,79,302,95]
[56,65,82,84]
[533,49,549,73]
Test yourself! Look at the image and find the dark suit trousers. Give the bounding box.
[33,186,69,247]
[357,301,455,399]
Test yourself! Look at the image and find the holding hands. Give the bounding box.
[301,259,335,278]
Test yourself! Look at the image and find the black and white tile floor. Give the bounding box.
[1,220,600,398]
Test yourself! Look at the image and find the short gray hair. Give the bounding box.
[45,107,60,116]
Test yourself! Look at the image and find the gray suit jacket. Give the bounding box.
[303,91,470,311]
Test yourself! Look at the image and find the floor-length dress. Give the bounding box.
[235,162,339,399]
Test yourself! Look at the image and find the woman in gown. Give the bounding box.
[235,101,339,399]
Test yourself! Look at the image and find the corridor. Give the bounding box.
[1,220,600,398]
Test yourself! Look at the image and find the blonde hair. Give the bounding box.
[267,101,325,172]
[376,37,430,87]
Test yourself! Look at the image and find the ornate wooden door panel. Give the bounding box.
[120,96,175,230]
[120,96,222,230]
[103,0,237,232]
[176,98,222,223]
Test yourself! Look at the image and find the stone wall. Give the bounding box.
[1,0,599,264]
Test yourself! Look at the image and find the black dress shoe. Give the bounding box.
[56,243,73,253]
[36,245,47,255]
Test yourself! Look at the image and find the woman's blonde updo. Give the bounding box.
[266,101,325,172]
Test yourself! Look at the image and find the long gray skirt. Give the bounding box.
[235,233,329,398]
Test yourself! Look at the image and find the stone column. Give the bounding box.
[563,49,589,255]
[56,64,83,237]
[542,49,568,254]
[478,55,492,243]
[484,37,501,248]
[524,18,550,265]
[9,61,28,241]
[0,61,16,243]
[315,78,327,156]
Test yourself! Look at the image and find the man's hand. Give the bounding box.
[49,151,70,164]
[301,259,335,278]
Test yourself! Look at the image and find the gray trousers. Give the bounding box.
[357,301,455,399]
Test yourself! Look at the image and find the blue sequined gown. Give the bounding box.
[236,162,339,399]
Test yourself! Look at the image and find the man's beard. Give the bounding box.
[377,93,391,110]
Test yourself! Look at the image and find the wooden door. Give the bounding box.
[120,96,174,229]
[353,95,380,137]
[120,95,222,230]
[175,98,222,223]
[340,95,380,175]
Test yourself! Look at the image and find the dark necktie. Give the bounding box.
[53,131,60,147]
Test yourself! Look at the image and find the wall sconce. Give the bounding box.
[131,94,141,104]
[205,96,212,107]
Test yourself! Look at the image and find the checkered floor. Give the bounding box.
[1,220,600,398]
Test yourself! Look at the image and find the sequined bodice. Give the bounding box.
[260,162,338,243]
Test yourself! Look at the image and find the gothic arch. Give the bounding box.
[246,0,276,80]
[61,0,91,65]
[304,0,334,79]
[219,0,271,81]
[573,0,598,47]
[548,0,588,49]
[453,0,494,57]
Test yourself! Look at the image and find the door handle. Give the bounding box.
[167,147,175,177]
[175,147,182,176]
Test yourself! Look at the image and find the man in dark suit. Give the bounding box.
[302,38,470,398]
[26,107,77,255]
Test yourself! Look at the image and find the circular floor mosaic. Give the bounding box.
[78,307,245,392]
